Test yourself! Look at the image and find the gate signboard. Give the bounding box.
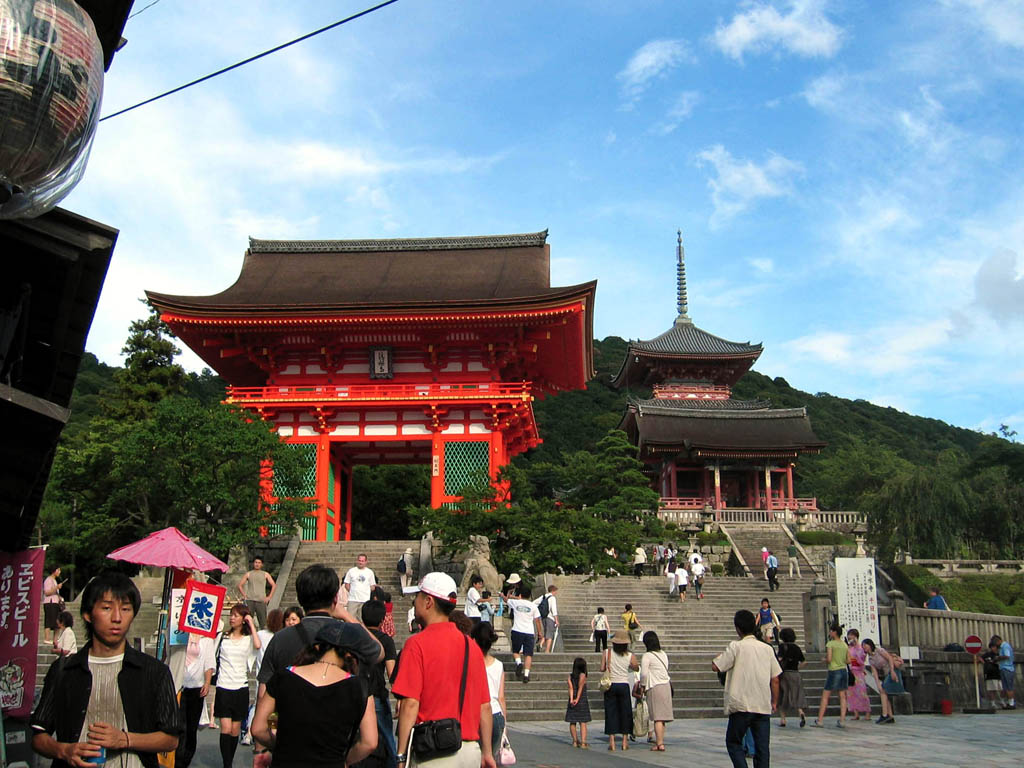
[836,557,880,644]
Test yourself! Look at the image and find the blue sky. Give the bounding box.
[66,0,1024,435]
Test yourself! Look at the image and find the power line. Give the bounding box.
[100,0,400,122]
[128,0,163,20]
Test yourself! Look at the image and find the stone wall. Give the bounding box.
[801,544,856,573]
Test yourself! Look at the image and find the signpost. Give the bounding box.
[965,634,984,710]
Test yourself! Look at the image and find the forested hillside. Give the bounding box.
[54,334,1023,563]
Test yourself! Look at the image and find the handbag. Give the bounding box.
[411,636,469,762]
[599,669,612,692]
[632,699,649,738]
[632,681,645,699]
[628,613,639,630]
[498,728,516,766]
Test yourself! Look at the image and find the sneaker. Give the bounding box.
[810,720,822,728]
[515,665,523,679]
[875,715,887,724]
[884,717,895,724]
[523,673,530,684]
[800,714,806,728]
[836,720,844,729]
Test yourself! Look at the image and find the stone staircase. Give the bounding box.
[722,522,813,579]
[495,572,831,721]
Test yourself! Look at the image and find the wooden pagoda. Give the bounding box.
[614,233,824,517]
[147,231,596,540]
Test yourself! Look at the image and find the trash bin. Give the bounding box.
[903,664,952,714]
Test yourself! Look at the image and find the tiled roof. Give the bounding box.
[619,404,826,454]
[630,319,762,357]
[248,231,548,253]
[631,397,773,411]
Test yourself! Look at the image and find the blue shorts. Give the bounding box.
[1000,668,1015,692]
[511,630,535,656]
[824,668,848,691]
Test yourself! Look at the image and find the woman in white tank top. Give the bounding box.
[472,622,507,761]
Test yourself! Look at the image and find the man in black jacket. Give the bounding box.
[31,571,181,768]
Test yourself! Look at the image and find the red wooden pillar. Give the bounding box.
[315,433,331,541]
[786,464,795,505]
[764,465,773,513]
[430,431,444,507]
[344,464,354,541]
[752,469,761,510]
[333,458,343,542]
[669,459,678,498]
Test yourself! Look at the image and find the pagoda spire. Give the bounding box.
[675,229,691,325]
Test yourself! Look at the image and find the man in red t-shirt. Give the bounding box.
[393,572,495,768]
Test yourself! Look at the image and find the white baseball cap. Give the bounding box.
[402,572,458,604]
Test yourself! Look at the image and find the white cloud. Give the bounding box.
[616,39,693,104]
[651,91,700,135]
[749,257,774,273]
[947,0,1024,48]
[974,249,1024,324]
[695,145,803,226]
[896,86,957,155]
[783,331,855,365]
[604,130,617,145]
[713,0,843,61]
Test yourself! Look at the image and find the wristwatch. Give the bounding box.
[396,753,407,764]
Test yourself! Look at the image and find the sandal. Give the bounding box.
[581,743,589,749]
[656,745,666,751]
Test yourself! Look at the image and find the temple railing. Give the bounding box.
[226,381,533,405]
[912,559,1024,575]
[659,496,711,510]
[718,509,773,523]
[806,510,864,526]
[878,604,1024,650]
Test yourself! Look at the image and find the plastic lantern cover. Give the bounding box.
[0,0,104,219]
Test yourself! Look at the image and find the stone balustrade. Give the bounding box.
[874,594,1024,651]
[912,558,1024,577]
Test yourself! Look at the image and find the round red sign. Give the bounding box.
[964,634,983,654]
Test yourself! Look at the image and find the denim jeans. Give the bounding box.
[725,712,770,768]
[376,695,398,768]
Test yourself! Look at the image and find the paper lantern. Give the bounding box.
[0,0,104,219]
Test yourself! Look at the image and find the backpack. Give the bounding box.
[538,595,550,620]
[397,556,407,574]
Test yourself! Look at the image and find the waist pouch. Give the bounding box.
[412,718,462,761]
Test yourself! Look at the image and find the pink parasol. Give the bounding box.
[107,526,229,572]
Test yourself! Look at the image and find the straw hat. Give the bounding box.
[506,573,522,585]
[612,629,631,644]
[404,547,413,554]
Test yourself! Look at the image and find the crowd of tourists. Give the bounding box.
[28,551,1020,768]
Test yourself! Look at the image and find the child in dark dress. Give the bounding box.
[565,657,592,748]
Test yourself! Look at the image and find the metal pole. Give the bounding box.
[155,567,173,662]
[974,654,980,710]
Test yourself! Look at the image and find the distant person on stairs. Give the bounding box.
[591,607,610,656]
[344,554,378,617]
[622,604,642,646]
[691,560,706,600]
[760,547,769,581]
[398,547,415,590]
[633,545,647,577]
[238,557,276,629]
[507,585,542,683]
[787,543,801,578]
[765,552,780,592]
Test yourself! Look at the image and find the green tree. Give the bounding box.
[102,397,311,559]
[105,302,187,421]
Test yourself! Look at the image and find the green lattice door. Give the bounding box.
[443,440,490,497]
[273,443,318,539]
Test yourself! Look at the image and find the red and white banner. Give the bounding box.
[177,579,227,638]
[0,548,45,718]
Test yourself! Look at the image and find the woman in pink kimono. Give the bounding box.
[846,628,871,719]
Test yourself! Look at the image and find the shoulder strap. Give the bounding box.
[458,635,469,718]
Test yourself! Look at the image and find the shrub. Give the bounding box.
[797,531,855,546]
[711,563,725,575]
[696,531,729,547]
[893,565,1024,616]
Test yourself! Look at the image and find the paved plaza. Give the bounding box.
[180,711,1024,768]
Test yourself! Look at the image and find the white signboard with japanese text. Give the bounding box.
[836,557,880,644]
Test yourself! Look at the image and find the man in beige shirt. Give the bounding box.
[712,610,781,768]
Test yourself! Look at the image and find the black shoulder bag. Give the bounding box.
[411,635,469,761]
